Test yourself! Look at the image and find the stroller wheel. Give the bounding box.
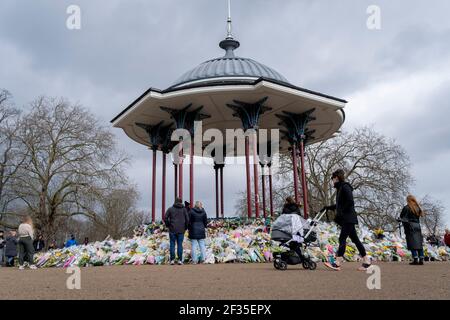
[302,260,310,270]
[278,261,287,270]
[302,260,317,270]
[273,259,281,270]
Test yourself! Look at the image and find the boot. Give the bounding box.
[409,258,419,265]
[418,258,424,265]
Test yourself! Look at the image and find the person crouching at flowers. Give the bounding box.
[18,215,37,270]
[188,201,208,264]
[322,169,372,271]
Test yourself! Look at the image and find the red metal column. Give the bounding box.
[151,149,157,222]
[214,165,219,218]
[291,144,300,204]
[268,164,274,217]
[220,165,224,218]
[189,141,194,208]
[161,152,166,221]
[245,136,252,218]
[252,134,260,218]
[299,140,309,219]
[261,164,266,218]
[174,162,178,200]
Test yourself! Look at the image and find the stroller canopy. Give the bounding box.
[272,214,305,237]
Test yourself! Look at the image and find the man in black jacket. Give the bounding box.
[165,197,189,265]
[323,169,371,271]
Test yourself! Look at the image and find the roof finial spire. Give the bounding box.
[226,0,233,39]
[219,0,240,57]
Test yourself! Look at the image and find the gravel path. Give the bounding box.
[0,262,448,300]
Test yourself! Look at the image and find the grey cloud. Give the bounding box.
[1,0,449,224]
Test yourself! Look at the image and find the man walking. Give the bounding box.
[323,169,372,271]
[165,197,189,265]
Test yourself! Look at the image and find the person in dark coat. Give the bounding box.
[5,230,18,267]
[0,230,5,266]
[323,169,371,271]
[33,235,45,252]
[188,201,208,264]
[165,197,189,265]
[281,197,301,215]
[399,195,424,265]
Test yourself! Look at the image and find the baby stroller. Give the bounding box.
[271,209,327,271]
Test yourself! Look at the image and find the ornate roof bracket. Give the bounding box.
[276,108,316,144]
[136,121,165,150]
[161,104,211,136]
[226,96,271,130]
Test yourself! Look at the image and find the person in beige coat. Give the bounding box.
[18,216,37,270]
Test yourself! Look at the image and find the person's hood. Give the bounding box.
[191,207,204,214]
[174,203,184,208]
[334,181,353,191]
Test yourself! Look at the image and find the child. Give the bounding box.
[5,230,18,267]
[18,216,37,270]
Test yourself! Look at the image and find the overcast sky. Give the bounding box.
[1,0,449,226]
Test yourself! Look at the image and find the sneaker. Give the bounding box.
[357,263,372,271]
[177,260,183,265]
[358,256,372,271]
[170,260,175,265]
[324,262,341,271]
[18,265,25,270]
[29,265,37,270]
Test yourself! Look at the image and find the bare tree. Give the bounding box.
[89,182,147,240]
[421,195,445,236]
[0,89,25,226]
[13,96,128,243]
[274,127,413,231]
[54,182,146,243]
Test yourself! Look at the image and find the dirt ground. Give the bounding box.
[0,262,448,300]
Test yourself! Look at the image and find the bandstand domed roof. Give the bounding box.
[170,37,289,89]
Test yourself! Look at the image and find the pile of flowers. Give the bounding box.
[34,219,450,268]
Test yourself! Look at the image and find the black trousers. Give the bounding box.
[18,236,35,265]
[337,223,366,257]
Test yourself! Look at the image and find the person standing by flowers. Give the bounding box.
[399,195,425,265]
[18,216,37,270]
[165,197,189,265]
[444,229,450,248]
[0,230,5,267]
[188,201,208,264]
[5,230,18,267]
